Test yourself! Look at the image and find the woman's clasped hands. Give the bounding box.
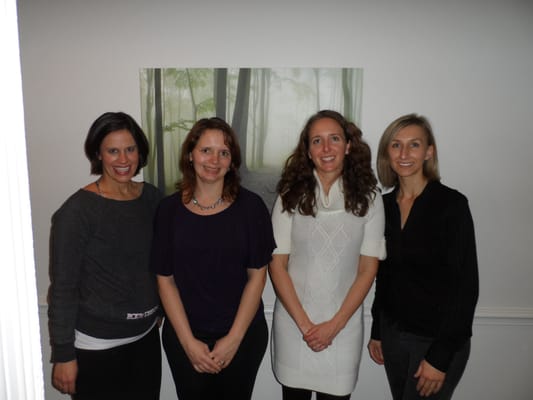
[184,334,240,374]
[302,319,340,352]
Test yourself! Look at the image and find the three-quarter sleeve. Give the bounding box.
[271,195,293,255]
[360,192,387,260]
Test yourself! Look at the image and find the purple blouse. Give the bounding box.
[151,187,276,335]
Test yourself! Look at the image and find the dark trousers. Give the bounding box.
[162,317,268,400]
[282,385,351,400]
[73,324,161,400]
[380,316,470,400]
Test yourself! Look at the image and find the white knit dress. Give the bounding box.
[271,174,386,396]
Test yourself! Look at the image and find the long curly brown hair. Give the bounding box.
[277,110,377,217]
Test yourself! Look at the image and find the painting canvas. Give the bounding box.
[139,67,363,209]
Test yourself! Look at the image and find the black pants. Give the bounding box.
[380,316,470,400]
[282,385,351,400]
[162,317,268,400]
[73,325,161,400]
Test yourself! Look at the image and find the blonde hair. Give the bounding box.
[376,113,440,188]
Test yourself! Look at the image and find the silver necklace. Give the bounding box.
[191,196,223,211]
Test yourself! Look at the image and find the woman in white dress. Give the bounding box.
[269,110,386,400]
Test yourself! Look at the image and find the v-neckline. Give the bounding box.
[394,182,428,231]
[398,196,416,230]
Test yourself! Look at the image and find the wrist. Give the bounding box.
[227,325,246,342]
[331,313,347,332]
[297,318,313,335]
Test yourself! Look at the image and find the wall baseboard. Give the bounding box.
[472,306,533,325]
[262,304,533,326]
[38,304,533,326]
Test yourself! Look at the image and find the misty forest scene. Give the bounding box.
[139,67,363,209]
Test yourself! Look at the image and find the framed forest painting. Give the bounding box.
[139,67,363,208]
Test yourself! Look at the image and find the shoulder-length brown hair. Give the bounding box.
[277,110,377,217]
[376,113,440,188]
[177,117,241,202]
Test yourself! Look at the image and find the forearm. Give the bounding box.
[48,286,79,362]
[268,254,313,334]
[158,275,225,373]
[157,274,195,345]
[49,222,84,362]
[426,287,477,371]
[370,273,383,340]
[227,266,267,341]
[428,203,479,371]
[303,257,378,350]
[332,255,379,331]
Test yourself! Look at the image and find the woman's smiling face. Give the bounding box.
[387,124,434,180]
[307,117,349,180]
[189,129,232,185]
[99,129,139,183]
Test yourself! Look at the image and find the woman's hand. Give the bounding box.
[157,275,221,374]
[269,255,314,337]
[52,360,78,395]
[206,266,265,371]
[367,339,385,365]
[414,359,446,397]
[183,338,222,374]
[210,334,241,369]
[303,320,339,352]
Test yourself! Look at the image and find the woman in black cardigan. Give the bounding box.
[368,114,479,399]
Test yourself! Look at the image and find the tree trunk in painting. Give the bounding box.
[231,68,251,172]
[250,71,258,167]
[214,68,227,119]
[154,68,165,192]
[257,68,271,168]
[342,68,354,121]
[186,68,198,122]
[314,68,321,110]
[144,69,154,180]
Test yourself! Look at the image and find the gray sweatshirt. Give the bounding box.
[48,183,162,362]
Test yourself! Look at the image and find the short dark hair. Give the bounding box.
[84,112,149,175]
[178,117,241,202]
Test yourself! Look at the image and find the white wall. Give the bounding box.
[17,0,533,399]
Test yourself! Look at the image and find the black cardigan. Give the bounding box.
[370,181,479,372]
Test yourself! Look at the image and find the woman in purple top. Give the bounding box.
[151,117,276,400]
